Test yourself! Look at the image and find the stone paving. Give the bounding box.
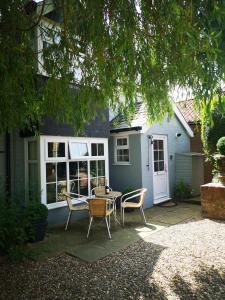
[32,202,201,262]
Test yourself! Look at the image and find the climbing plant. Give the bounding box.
[1,0,225,132]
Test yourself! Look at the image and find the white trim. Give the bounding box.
[40,136,109,209]
[151,135,170,204]
[173,104,194,137]
[114,135,130,164]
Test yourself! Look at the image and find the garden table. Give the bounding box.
[94,190,122,224]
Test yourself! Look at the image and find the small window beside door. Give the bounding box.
[114,136,130,164]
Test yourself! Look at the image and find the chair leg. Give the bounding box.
[140,206,147,224]
[105,217,111,239]
[122,207,125,227]
[87,217,93,238]
[65,211,72,231]
[108,213,111,229]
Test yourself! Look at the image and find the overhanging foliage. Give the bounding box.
[1,0,225,132]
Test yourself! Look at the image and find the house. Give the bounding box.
[176,99,213,183]
[0,1,110,225]
[109,101,199,208]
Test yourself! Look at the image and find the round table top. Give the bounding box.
[95,191,122,199]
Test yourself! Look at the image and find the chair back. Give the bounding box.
[61,192,74,210]
[92,186,106,196]
[139,188,147,206]
[88,198,107,217]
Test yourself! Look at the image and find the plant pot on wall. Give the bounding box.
[214,137,225,185]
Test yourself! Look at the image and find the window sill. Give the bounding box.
[112,163,132,166]
[46,197,89,210]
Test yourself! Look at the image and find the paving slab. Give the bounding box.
[31,203,201,262]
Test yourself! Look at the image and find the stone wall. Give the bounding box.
[201,183,225,220]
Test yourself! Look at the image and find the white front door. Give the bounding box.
[152,135,170,204]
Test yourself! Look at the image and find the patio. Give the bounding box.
[1,202,224,300]
[32,202,201,262]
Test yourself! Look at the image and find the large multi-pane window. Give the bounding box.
[40,138,108,208]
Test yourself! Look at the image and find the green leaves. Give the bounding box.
[1,0,225,132]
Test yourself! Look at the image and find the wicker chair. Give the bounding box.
[60,192,89,231]
[120,188,147,226]
[87,198,114,239]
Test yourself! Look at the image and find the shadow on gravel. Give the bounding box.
[172,265,225,300]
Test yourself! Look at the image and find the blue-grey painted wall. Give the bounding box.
[141,114,190,208]
[109,114,191,209]
[109,134,142,193]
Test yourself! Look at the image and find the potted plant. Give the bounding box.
[174,180,192,200]
[214,137,225,185]
[26,201,48,242]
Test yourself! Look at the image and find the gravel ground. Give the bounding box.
[0,218,225,300]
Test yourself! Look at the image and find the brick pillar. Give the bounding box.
[201,183,225,220]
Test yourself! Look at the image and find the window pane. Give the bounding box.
[91,177,98,189]
[57,181,67,197]
[158,140,164,150]
[46,163,56,182]
[117,138,127,146]
[117,149,129,162]
[79,161,88,179]
[90,161,97,177]
[98,160,105,176]
[153,140,158,151]
[70,180,78,194]
[48,142,65,158]
[98,177,106,186]
[57,162,66,181]
[159,161,164,171]
[154,151,158,161]
[28,141,37,160]
[154,162,159,172]
[69,142,88,158]
[79,178,88,196]
[91,144,97,156]
[158,151,164,161]
[98,144,104,156]
[47,183,56,204]
[69,162,78,180]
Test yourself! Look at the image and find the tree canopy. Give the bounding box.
[1,0,225,133]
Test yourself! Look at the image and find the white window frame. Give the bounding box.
[114,136,130,165]
[69,140,90,159]
[45,140,67,160]
[40,136,109,209]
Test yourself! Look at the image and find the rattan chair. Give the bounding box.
[60,192,89,231]
[120,188,147,226]
[87,198,114,239]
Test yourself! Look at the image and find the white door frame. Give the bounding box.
[151,134,170,204]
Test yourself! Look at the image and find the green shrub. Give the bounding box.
[0,198,48,261]
[25,201,48,223]
[201,100,225,157]
[174,180,192,200]
[216,137,225,155]
[0,197,29,260]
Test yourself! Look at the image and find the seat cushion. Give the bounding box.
[121,202,141,208]
[71,203,89,211]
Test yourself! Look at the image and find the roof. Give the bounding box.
[176,99,200,124]
[110,102,194,137]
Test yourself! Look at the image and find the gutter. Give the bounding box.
[110,126,142,134]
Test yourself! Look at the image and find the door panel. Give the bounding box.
[152,135,169,204]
